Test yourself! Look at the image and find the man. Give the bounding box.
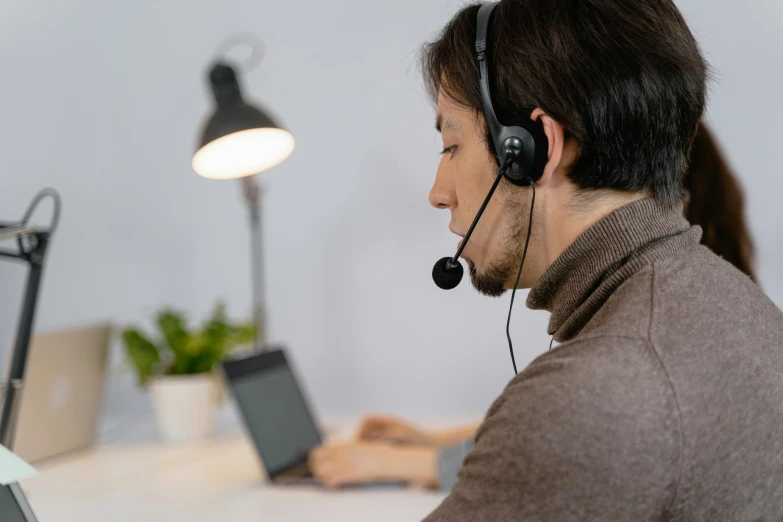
[312,0,783,519]
[421,0,783,519]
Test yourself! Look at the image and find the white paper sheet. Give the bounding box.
[0,444,36,485]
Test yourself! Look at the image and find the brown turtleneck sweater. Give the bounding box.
[425,198,783,521]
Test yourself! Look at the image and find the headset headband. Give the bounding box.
[476,2,504,161]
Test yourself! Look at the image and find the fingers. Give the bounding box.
[356,415,389,439]
[356,415,402,441]
[309,443,350,489]
[308,445,325,469]
[315,463,342,489]
[309,441,394,489]
[309,445,334,487]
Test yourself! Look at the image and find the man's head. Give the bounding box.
[424,0,708,295]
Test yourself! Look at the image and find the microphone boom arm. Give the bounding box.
[451,161,510,263]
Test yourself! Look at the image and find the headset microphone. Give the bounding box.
[431,257,463,290]
[432,157,514,290]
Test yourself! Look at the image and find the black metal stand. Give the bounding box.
[0,189,61,522]
[0,228,49,447]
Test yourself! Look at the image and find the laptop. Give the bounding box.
[0,484,38,522]
[10,324,110,463]
[222,348,322,483]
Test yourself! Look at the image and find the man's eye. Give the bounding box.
[440,145,457,156]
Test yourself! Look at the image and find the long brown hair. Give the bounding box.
[685,123,756,281]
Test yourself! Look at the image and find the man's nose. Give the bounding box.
[429,161,456,210]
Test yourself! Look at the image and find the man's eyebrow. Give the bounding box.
[435,114,459,133]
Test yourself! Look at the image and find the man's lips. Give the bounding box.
[449,226,465,251]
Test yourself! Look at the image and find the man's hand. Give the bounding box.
[356,415,434,445]
[308,440,437,489]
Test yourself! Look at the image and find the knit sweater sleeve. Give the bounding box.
[424,337,679,522]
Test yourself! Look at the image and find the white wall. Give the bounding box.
[1,0,781,421]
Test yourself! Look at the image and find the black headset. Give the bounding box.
[476,1,548,185]
[432,1,549,374]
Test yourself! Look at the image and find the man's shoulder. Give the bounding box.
[646,245,783,343]
[493,334,675,431]
[649,244,759,298]
[471,334,679,506]
[430,333,680,521]
[581,245,782,341]
[656,244,775,303]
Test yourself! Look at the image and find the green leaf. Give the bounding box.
[129,303,258,378]
[157,310,191,374]
[121,329,161,386]
[200,302,231,362]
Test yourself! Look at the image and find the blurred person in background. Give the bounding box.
[685,123,756,281]
[309,119,761,488]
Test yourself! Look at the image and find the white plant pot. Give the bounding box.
[149,373,218,444]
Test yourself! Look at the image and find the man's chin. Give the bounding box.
[467,260,509,298]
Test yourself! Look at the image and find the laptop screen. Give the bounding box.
[223,349,322,477]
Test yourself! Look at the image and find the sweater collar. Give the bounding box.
[527,197,700,342]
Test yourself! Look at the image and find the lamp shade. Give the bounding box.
[193,63,294,180]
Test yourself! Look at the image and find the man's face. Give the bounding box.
[429,91,530,297]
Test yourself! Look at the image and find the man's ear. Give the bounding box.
[531,108,566,186]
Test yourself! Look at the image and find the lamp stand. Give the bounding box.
[241,176,267,350]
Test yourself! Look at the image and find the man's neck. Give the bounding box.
[539,189,650,275]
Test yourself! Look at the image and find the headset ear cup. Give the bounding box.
[504,161,527,185]
[518,118,548,184]
[528,119,549,183]
[499,119,549,186]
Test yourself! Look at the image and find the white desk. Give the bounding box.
[18,414,447,522]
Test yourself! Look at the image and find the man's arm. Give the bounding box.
[425,338,680,522]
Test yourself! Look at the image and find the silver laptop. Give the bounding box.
[9,324,110,463]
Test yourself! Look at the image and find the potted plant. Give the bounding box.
[122,302,256,443]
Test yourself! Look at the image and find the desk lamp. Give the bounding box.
[193,41,294,348]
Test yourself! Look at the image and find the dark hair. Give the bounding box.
[685,123,756,281]
[422,0,709,201]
